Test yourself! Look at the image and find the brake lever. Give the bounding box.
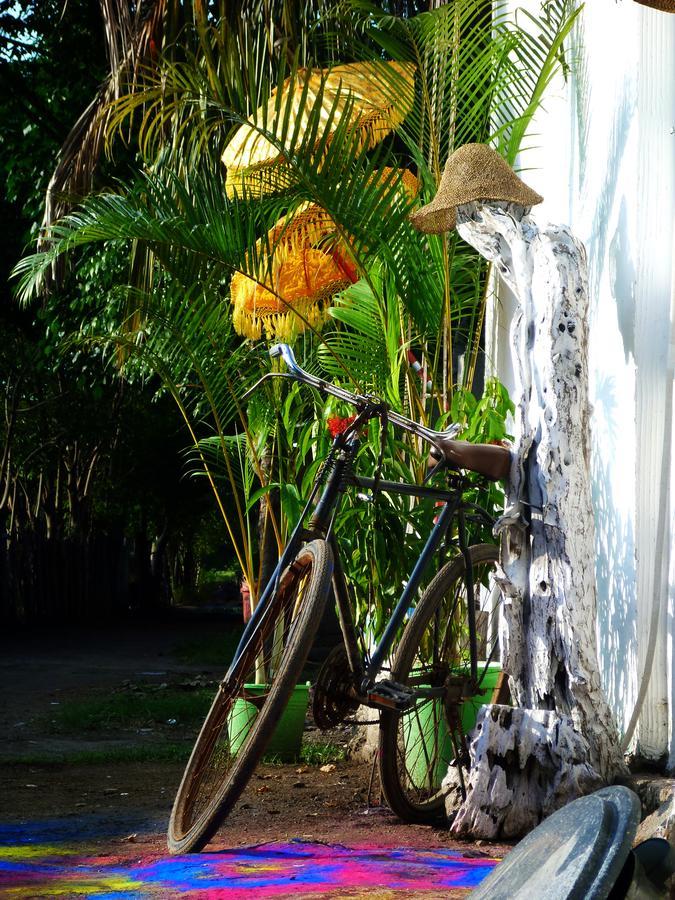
[442,423,462,439]
[424,457,446,484]
[241,371,293,402]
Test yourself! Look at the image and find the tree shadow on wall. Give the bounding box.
[592,374,637,739]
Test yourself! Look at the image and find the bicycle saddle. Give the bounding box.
[433,436,511,481]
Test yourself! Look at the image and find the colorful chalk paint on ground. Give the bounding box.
[0,819,499,898]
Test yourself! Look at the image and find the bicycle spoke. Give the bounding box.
[378,545,501,824]
[168,541,331,853]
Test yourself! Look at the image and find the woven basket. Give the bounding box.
[634,0,675,11]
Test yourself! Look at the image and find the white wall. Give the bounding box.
[493,0,675,762]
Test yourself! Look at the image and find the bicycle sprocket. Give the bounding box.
[312,644,359,730]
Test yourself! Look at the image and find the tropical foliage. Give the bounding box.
[14,0,579,633]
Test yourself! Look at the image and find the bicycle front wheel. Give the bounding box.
[378,544,502,824]
[168,539,332,854]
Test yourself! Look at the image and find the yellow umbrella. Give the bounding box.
[223,61,415,196]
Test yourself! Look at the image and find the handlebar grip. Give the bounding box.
[269,343,305,379]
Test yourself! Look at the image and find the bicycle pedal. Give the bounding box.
[366,679,415,711]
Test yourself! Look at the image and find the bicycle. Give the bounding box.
[168,343,511,854]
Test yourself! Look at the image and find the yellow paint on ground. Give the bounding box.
[2,875,147,897]
[0,844,79,860]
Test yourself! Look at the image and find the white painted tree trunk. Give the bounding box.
[449,202,626,835]
[450,705,603,839]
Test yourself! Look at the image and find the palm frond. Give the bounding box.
[493,0,581,163]
[321,277,394,395]
[349,1,579,167]
[43,0,165,232]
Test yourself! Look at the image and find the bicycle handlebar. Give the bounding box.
[261,343,461,449]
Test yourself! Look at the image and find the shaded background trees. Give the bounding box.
[0,1,224,623]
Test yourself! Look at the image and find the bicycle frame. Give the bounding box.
[226,428,492,693]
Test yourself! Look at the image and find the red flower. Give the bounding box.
[327,415,356,438]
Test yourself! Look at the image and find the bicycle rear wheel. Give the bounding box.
[168,539,332,854]
[378,544,502,824]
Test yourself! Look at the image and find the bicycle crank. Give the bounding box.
[312,644,360,730]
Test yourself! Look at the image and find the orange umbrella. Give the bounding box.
[222,61,415,197]
[231,201,354,342]
[263,202,351,272]
[230,168,419,341]
[231,249,353,341]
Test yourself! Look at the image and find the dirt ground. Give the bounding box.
[0,616,511,859]
[0,758,480,853]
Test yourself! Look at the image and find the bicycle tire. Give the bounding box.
[168,539,332,854]
[378,543,501,824]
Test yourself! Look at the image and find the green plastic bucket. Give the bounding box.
[227,682,310,762]
[404,664,503,789]
[404,696,454,789]
[460,663,502,733]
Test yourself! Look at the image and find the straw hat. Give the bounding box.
[633,0,675,10]
[409,143,544,234]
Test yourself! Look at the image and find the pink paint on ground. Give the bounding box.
[0,839,499,897]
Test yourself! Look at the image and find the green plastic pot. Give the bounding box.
[227,682,310,762]
[404,695,454,789]
[404,664,502,788]
[460,663,502,733]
